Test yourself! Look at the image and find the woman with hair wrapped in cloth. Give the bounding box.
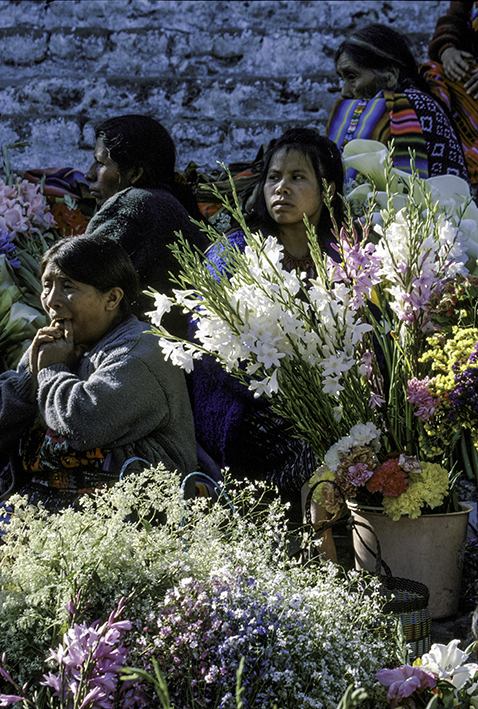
[327,23,469,184]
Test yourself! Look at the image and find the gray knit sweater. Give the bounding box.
[0,316,197,484]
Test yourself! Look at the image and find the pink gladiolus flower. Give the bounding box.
[376,665,436,708]
[336,236,382,308]
[78,686,103,709]
[0,669,14,686]
[0,695,24,706]
[3,208,29,235]
[41,672,62,694]
[361,351,374,379]
[0,178,56,240]
[406,377,441,422]
[369,392,386,409]
[41,600,132,708]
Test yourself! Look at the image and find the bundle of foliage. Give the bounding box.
[0,141,86,371]
[0,466,404,708]
[147,143,478,520]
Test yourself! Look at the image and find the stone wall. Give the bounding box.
[1,0,450,177]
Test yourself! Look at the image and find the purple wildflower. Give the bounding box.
[135,574,293,709]
[448,357,478,425]
[0,231,20,269]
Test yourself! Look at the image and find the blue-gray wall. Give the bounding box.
[0,0,450,175]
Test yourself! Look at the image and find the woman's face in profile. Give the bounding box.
[85,138,130,208]
[336,52,382,99]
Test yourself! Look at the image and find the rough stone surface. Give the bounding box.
[0,0,450,175]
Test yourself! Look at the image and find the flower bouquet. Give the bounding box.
[343,138,478,275]
[0,141,80,371]
[148,143,478,527]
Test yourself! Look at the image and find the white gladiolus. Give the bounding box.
[158,339,200,373]
[145,293,173,327]
[146,145,478,462]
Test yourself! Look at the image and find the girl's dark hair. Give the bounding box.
[41,235,141,319]
[94,114,204,221]
[249,127,345,237]
[335,23,428,91]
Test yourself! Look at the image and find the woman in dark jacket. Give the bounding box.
[85,114,208,339]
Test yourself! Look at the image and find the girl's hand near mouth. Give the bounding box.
[30,320,81,377]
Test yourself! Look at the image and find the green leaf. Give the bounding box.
[335,684,368,709]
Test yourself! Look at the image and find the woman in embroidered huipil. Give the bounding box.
[327,23,469,184]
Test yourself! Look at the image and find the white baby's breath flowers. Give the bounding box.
[0,466,401,707]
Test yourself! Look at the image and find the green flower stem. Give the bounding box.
[461,429,475,481]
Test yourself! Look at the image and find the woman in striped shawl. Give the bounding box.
[326,23,469,185]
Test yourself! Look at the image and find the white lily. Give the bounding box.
[343,139,478,271]
[420,639,478,690]
[342,139,391,192]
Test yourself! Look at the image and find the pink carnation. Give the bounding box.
[366,458,408,498]
[376,665,436,708]
[348,462,374,486]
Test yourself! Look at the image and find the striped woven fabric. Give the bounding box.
[326,91,429,182]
